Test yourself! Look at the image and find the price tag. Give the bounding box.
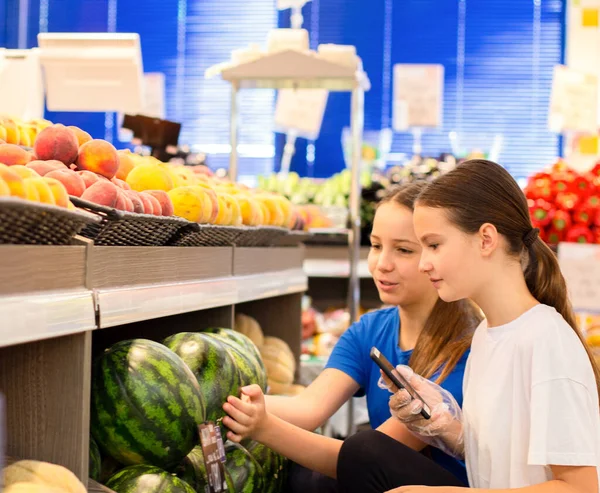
[393,64,444,130]
[274,88,328,140]
[549,65,598,134]
[199,423,228,492]
[558,242,600,313]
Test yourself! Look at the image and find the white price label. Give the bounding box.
[274,88,328,140]
[393,64,444,130]
[558,242,600,313]
[549,65,598,134]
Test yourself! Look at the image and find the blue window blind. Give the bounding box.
[3,0,277,177]
[280,0,564,180]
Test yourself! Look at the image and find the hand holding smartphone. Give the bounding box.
[370,346,431,420]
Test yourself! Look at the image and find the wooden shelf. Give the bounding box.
[0,244,308,484]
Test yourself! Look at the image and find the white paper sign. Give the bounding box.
[558,242,600,313]
[0,48,45,120]
[393,64,444,130]
[274,88,328,140]
[549,65,598,134]
[141,72,166,119]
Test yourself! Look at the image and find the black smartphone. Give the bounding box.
[370,346,431,420]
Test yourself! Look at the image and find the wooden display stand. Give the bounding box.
[0,244,307,485]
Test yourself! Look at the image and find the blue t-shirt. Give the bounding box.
[325,306,470,485]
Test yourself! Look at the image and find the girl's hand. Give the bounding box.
[222,384,270,443]
[378,365,465,459]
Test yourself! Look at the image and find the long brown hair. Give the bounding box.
[377,182,482,383]
[416,159,600,396]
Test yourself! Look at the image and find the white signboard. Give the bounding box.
[274,88,328,140]
[558,242,600,313]
[0,48,45,120]
[549,65,598,134]
[393,64,444,130]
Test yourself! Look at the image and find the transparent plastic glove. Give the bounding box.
[378,365,464,459]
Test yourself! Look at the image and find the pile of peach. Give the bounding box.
[0,122,173,216]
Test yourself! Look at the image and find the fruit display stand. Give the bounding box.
[0,243,307,485]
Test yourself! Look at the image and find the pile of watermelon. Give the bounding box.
[89,328,288,492]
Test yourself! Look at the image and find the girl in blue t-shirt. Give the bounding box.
[221,182,482,491]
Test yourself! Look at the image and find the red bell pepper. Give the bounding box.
[565,224,595,244]
[555,192,580,212]
[573,206,594,226]
[552,172,576,196]
[551,209,572,232]
[528,199,554,227]
[591,161,600,178]
[572,174,594,198]
[594,208,600,229]
[584,195,600,212]
[551,159,570,174]
[546,227,565,245]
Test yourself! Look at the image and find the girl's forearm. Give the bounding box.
[253,413,342,478]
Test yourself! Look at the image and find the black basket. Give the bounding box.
[272,230,313,247]
[0,197,99,245]
[70,196,194,246]
[170,224,247,247]
[234,226,289,247]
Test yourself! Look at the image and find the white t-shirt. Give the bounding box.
[463,304,600,489]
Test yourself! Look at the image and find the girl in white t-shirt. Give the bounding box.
[343,159,600,493]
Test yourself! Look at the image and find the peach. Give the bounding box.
[33,125,79,165]
[124,190,145,214]
[76,170,101,188]
[10,165,39,179]
[193,184,219,224]
[126,163,174,192]
[114,190,128,211]
[81,180,119,208]
[22,178,40,202]
[1,119,20,145]
[0,163,26,199]
[0,124,7,142]
[45,169,86,197]
[137,192,155,215]
[116,150,136,181]
[140,192,162,216]
[31,118,53,133]
[23,177,55,205]
[145,190,174,216]
[42,176,70,207]
[167,187,204,222]
[76,139,119,179]
[0,143,33,166]
[111,177,131,190]
[26,160,66,176]
[67,126,92,147]
[122,194,134,213]
[0,177,10,196]
[19,124,37,147]
[237,195,262,226]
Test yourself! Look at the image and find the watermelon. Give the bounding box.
[106,464,196,493]
[91,339,206,469]
[100,455,123,484]
[163,332,242,422]
[244,439,287,493]
[173,445,234,492]
[205,329,267,392]
[89,436,101,482]
[224,441,264,493]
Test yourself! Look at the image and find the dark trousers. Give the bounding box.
[285,461,339,493]
[337,429,466,493]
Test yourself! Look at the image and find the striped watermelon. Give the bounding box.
[173,445,234,492]
[91,339,206,469]
[163,332,242,422]
[89,436,101,482]
[225,441,264,493]
[106,465,195,493]
[205,329,267,392]
[244,440,287,493]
